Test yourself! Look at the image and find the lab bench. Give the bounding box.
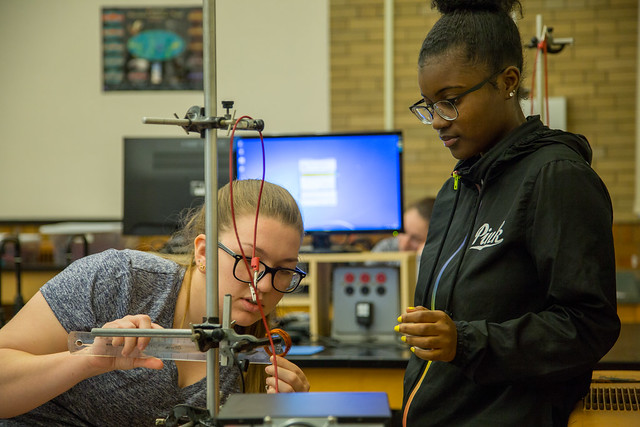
[288,323,640,411]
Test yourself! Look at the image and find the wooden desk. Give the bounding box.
[304,367,405,410]
[289,344,409,410]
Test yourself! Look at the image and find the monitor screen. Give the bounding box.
[235,131,403,250]
[123,136,232,236]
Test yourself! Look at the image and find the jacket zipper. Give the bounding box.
[402,170,462,427]
[453,170,461,190]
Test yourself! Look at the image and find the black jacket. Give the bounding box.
[402,117,620,426]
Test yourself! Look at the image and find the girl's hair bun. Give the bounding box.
[431,0,520,15]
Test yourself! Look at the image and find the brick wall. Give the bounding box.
[329,0,638,220]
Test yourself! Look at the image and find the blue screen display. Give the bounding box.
[235,132,403,233]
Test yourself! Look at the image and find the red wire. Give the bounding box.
[227,117,280,392]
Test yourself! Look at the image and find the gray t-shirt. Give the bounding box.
[3,249,239,427]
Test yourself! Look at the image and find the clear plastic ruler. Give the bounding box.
[68,331,271,363]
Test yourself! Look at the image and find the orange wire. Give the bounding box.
[263,328,292,357]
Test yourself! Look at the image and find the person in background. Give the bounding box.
[0,180,310,426]
[395,1,620,426]
[372,196,435,255]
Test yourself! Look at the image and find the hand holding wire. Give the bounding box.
[395,306,457,362]
[265,355,310,393]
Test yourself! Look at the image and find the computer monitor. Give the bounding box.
[235,131,404,251]
[123,136,232,236]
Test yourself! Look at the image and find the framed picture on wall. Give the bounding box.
[102,7,203,91]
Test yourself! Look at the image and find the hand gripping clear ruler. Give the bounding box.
[68,331,208,362]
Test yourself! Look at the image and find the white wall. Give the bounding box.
[0,0,329,221]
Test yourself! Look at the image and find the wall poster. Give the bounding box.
[102,7,203,91]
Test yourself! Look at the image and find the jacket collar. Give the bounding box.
[452,116,590,185]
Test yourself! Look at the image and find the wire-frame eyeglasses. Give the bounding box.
[409,68,506,125]
[217,241,306,293]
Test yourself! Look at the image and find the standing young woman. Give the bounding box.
[395,1,620,425]
[0,179,310,425]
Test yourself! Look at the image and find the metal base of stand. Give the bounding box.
[216,392,391,426]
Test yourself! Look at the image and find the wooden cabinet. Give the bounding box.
[280,251,417,340]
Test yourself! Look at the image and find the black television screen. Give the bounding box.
[123,136,232,236]
[235,131,404,250]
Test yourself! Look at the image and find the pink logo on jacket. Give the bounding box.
[470,221,505,250]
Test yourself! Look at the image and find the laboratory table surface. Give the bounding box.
[287,342,411,369]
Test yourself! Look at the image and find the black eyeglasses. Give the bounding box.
[409,68,506,125]
[218,241,306,293]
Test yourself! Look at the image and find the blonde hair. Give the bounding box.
[166,179,303,266]
[160,179,304,393]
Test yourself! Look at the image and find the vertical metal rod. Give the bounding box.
[383,0,394,130]
[202,0,220,417]
[536,14,544,123]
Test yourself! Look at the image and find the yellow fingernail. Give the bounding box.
[401,336,406,343]
[408,306,415,310]
[410,346,415,353]
[397,316,402,322]
[394,325,400,332]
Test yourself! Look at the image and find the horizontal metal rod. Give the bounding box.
[142,117,195,126]
[142,116,263,130]
[91,328,194,338]
[550,37,574,45]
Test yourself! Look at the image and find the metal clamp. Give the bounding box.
[142,102,264,136]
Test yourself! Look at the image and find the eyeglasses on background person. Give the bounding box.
[217,241,306,293]
[409,68,506,125]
